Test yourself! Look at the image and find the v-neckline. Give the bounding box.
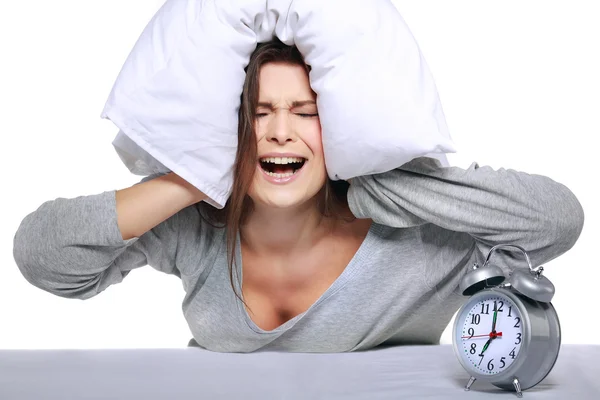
[233,221,381,335]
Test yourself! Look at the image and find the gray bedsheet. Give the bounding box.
[1,344,598,399]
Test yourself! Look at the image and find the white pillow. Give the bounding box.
[101,0,456,208]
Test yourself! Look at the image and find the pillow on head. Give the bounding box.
[101,0,456,208]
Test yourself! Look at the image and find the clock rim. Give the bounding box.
[493,297,561,391]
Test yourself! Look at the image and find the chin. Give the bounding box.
[249,180,326,211]
[262,193,313,209]
[249,187,318,210]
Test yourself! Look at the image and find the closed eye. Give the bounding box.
[255,112,318,118]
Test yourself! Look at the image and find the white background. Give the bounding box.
[0,1,597,349]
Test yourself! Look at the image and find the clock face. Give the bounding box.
[455,292,524,376]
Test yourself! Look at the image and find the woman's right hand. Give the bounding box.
[115,172,207,241]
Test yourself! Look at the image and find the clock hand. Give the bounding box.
[479,311,500,356]
[479,337,492,356]
[461,332,502,339]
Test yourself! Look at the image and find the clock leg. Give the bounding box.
[512,378,523,398]
[464,376,476,391]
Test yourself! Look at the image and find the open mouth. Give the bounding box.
[259,156,307,178]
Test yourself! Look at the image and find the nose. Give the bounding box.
[265,111,296,144]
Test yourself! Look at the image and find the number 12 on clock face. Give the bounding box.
[457,294,524,375]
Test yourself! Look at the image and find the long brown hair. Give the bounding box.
[198,38,351,301]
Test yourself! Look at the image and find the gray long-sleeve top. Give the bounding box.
[13,157,584,352]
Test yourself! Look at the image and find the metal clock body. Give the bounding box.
[452,244,561,397]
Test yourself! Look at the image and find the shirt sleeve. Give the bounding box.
[13,174,187,300]
[347,156,585,272]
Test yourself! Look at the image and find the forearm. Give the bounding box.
[348,157,584,265]
[116,172,206,240]
[13,172,199,298]
[14,189,141,297]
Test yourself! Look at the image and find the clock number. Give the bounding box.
[493,300,504,312]
[471,314,481,325]
[508,306,512,317]
[478,354,484,366]
[499,357,506,369]
[487,359,495,371]
[515,333,522,345]
[470,343,477,354]
[481,303,489,315]
[514,317,521,328]
[467,328,475,339]
[509,348,517,359]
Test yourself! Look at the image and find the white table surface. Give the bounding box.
[1,344,598,399]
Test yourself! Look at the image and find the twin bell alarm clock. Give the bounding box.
[452,244,560,398]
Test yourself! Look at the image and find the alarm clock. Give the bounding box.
[452,244,560,398]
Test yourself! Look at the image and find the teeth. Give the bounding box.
[260,156,305,164]
[265,170,299,178]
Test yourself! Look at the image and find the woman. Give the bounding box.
[13,39,584,353]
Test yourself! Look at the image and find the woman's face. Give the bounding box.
[247,62,327,210]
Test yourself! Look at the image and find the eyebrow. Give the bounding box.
[257,100,316,109]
